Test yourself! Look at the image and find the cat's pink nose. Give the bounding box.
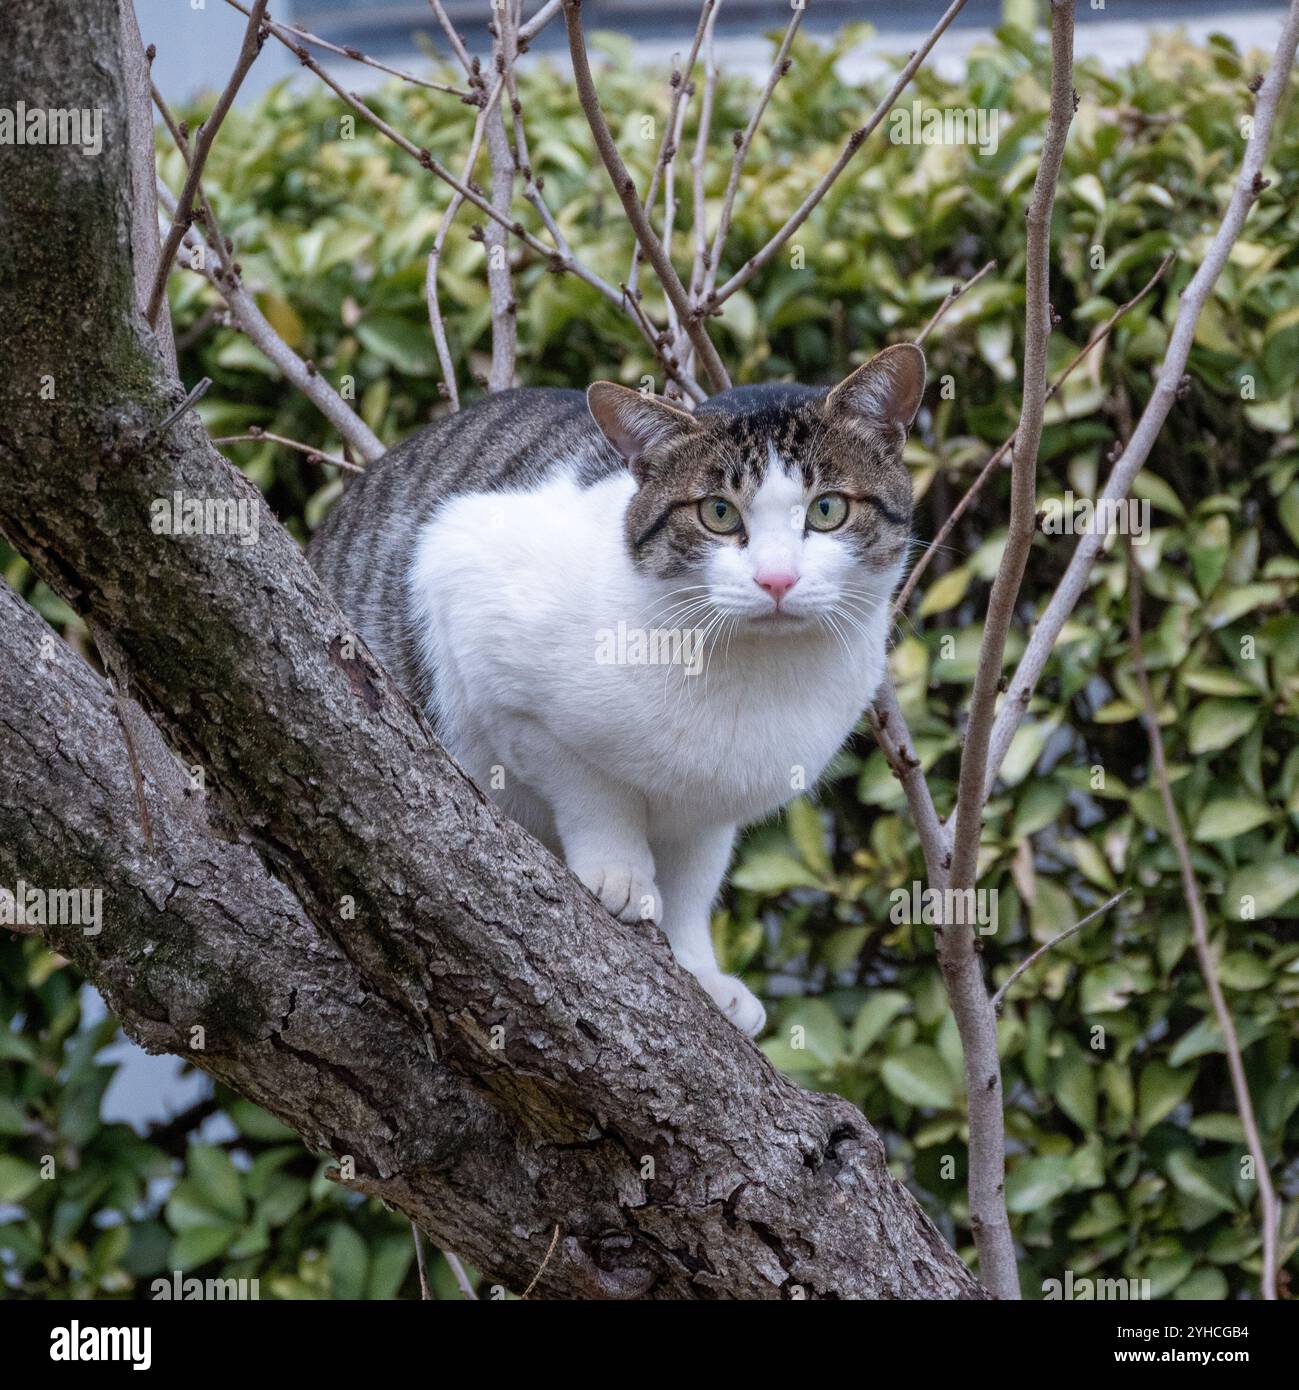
[755,572,799,603]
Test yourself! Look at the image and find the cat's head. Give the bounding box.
[587,345,923,633]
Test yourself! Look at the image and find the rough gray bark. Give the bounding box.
[0,0,984,1298]
[0,580,764,1297]
[118,0,175,371]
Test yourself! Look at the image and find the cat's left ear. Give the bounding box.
[825,343,926,437]
[587,382,700,481]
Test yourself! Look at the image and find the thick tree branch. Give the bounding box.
[0,582,600,1297]
[0,0,982,1301]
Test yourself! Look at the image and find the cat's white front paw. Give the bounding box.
[694,968,767,1037]
[576,861,661,924]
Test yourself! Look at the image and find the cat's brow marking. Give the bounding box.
[854,494,910,528]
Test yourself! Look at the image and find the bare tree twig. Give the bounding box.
[661,51,696,362]
[425,0,478,77]
[120,3,176,368]
[1125,544,1279,1300]
[485,3,522,391]
[521,1224,560,1299]
[687,0,724,313]
[620,285,709,403]
[158,181,385,463]
[628,0,717,300]
[411,1221,432,1299]
[913,259,997,345]
[894,251,1171,620]
[951,1,1075,901]
[868,679,950,883]
[246,7,473,98]
[976,0,1299,801]
[706,0,971,310]
[241,0,668,361]
[563,0,732,392]
[211,431,363,473]
[936,1,1076,1303]
[991,889,1128,1012]
[225,0,689,400]
[225,1,548,255]
[426,76,506,409]
[700,0,804,306]
[148,0,269,327]
[444,1250,479,1300]
[519,0,563,44]
[491,4,698,400]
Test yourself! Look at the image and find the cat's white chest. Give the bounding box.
[408,468,887,831]
[593,638,877,828]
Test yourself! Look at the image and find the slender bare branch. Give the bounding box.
[519,0,563,44]
[943,3,1074,1303]
[563,0,732,393]
[412,1222,432,1299]
[687,0,724,309]
[238,5,473,98]
[620,285,709,404]
[521,1225,561,1299]
[211,430,363,473]
[444,1250,480,1300]
[950,1,1075,895]
[1125,544,1279,1300]
[120,4,176,368]
[977,0,1299,800]
[913,259,997,345]
[707,0,970,310]
[627,0,717,299]
[426,77,506,408]
[894,251,1171,621]
[869,679,950,880]
[991,889,1128,1012]
[492,4,690,397]
[225,0,688,400]
[425,0,478,77]
[153,88,379,461]
[700,0,804,306]
[148,0,268,327]
[661,58,695,364]
[485,2,526,391]
[158,182,385,463]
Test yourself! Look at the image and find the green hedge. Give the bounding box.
[2,20,1297,1298]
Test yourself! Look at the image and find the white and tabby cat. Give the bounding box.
[309,344,924,1035]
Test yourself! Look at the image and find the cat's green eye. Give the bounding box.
[699,496,743,535]
[807,493,849,531]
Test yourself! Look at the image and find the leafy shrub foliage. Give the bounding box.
[2,22,1296,1298]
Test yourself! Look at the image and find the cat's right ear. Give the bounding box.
[587,383,699,481]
